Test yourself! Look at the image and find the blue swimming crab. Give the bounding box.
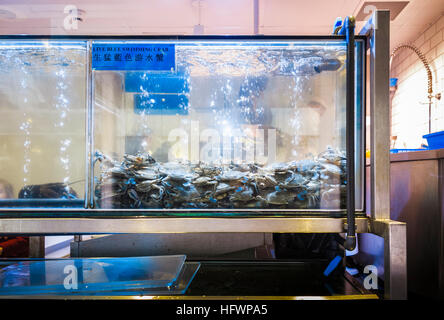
[95,147,348,210]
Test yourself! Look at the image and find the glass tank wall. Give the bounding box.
[92,39,364,212]
[0,37,364,215]
[0,41,87,208]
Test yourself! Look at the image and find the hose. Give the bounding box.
[390,44,433,95]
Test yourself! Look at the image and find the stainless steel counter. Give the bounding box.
[361,148,443,299]
[390,149,444,299]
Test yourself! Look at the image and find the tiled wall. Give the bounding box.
[390,14,444,149]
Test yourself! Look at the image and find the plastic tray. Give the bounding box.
[423,130,444,150]
[390,148,427,153]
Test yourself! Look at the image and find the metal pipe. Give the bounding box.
[429,100,432,134]
[339,16,357,251]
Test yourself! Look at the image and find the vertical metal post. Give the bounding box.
[369,10,391,220]
[71,235,82,257]
[361,10,407,299]
[29,236,45,258]
[371,220,407,299]
[87,40,95,208]
[85,40,92,208]
[384,222,407,299]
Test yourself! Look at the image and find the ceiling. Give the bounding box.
[0,0,443,49]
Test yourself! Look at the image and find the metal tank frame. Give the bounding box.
[0,10,406,299]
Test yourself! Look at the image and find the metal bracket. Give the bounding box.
[370,219,407,300]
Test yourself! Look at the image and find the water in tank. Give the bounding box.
[91,39,365,213]
[0,40,87,208]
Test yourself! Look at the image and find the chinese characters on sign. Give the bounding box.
[92,44,175,71]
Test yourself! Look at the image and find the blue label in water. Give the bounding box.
[92,44,175,71]
[134,93,189,115]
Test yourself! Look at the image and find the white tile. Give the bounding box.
[398,59,409,74]
[426,47,437,62]
[425,24,437,41]
[414,33,426,48]
[408,51,418,66]
[430,30,443,49]
[420,39,431,54]
[437,41,444,56]
[391,52,401,65]
[413,60,424,73]
[406,65,417,79]
[400,49,410,62]
[437,15,444,32]
[434,54,443,68]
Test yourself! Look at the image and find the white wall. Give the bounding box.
[390,14,444,149]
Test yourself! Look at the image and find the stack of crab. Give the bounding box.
[94,146,347,210]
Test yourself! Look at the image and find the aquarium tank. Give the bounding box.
[0,37,365,216]
[0,40,87,208]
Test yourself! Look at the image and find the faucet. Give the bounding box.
[390,44,441,134]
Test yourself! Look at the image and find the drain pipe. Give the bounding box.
[338,16,357,251]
